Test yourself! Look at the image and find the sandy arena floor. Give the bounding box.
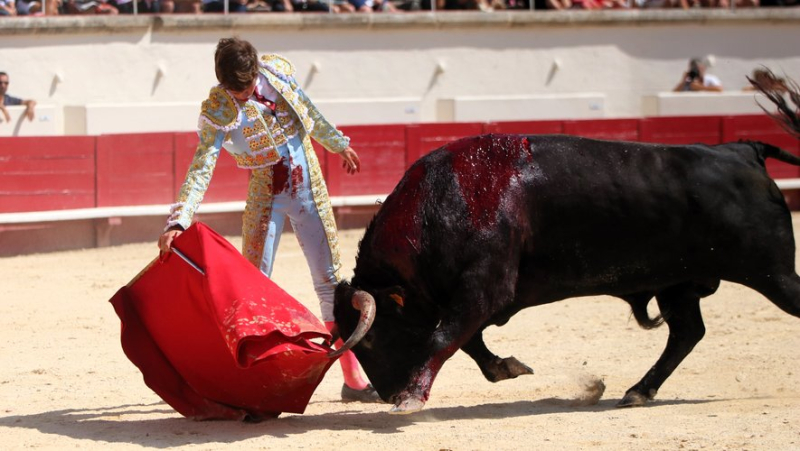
[1,217,799,450]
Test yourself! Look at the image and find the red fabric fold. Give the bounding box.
[109,222,336,420]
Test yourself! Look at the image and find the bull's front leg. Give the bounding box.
[390,314,486,415]
[462,330,534,382]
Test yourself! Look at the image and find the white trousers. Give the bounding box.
[257,135,338,322]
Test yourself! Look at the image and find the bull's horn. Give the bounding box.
[328,290,376,358]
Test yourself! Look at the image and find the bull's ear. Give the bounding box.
[389,293,404,307]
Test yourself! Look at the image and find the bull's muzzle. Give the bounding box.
[328,290,376,358]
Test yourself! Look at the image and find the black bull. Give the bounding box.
[333,132,800,414]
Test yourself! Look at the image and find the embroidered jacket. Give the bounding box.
[168,54,350,232]
[166,54,348,277]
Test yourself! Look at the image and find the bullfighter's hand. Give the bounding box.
[341,147,361,175]
[158,228,183,253]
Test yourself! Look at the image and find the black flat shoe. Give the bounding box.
[341,383,384,403]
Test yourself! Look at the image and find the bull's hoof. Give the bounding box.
[485,356,534,382]
[616,390,649,408]
[389,396,426,415]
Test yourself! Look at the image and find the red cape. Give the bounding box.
[109,222,336,420]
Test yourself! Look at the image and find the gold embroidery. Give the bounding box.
[232,150,280,168]
[245,103,260,121]
[242,167,274,267]
[259,54,296,77]
[243,120,266,139]
[200,86,238,130]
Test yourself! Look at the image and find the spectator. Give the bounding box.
[269,0,347,12]
[534,0,571,10]
[706,0,759,6]
[631,0,676,8]
[1,0,18,14]
[111,0,165,13]
[347,0,397,11]
[421,0,504,10]
[202,0,247,12]
[673,57,723,93]
[17,0,62,13]
[63,0,118,13]
[170,0,201,12]
[0,72,36,125]
[569,0,629,7]
[743,68,789,93]
[245,0,271,11]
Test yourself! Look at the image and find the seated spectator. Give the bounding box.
[421,0,503,10]
[569,0,628,8]
[269,0,347,12]
[32,0,62,13]
[245,0,271,11]
[701,0,758,6]
[743,68,789,93]
[1,0,18,14]
[536,0,572,9]
[347,0,397,11]
[631,0,676,7]
[202,0,246,12]
[760,0,797,6]
[16,0,42,14]
[111,0,164,13]
[63,0,118,13]
[0,72,36,125]
[673,57,723,93]
[170,0,201,12]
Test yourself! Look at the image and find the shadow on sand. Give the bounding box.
[0,396,723,447]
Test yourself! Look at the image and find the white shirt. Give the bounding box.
[703,74,722,88]
[255,73,279,103]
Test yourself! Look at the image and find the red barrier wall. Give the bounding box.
[96,133,175,207]
[563,118,640,141]
[405,122,485,166]
[722,115,800,180]
[2,115,799,215]
[173,132,250,204]
[325,124,408,197]
[639,116,722,145]
[0,136,96,212]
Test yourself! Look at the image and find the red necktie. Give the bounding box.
[253,91,276,113]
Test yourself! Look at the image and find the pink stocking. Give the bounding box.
[326,322,369,390]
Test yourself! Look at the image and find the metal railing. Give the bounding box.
[33,0,753,17]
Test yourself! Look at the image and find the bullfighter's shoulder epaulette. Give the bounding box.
[259,54,296,78]
[198,85,240,132]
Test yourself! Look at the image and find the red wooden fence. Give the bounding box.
[1,114,797,214]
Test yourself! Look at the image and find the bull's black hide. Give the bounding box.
[334,74,800,414]
[334,133,800,413]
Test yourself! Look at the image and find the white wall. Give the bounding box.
[0,105,62,137]
[1,10,799,135]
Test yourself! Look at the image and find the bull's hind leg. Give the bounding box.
[748,273,800,319]
[462,330,534,382]
[618,283,706,407]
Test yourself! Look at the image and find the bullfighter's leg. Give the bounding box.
[461,330,534,382]
[619,283,705,407]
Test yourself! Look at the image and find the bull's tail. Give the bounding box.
[624,294,664,330]
[748,68,800,141]
[758,142,800,167]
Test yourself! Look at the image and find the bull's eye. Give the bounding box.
[361,332,374,349]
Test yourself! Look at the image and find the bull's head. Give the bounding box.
[333,281,438,404]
